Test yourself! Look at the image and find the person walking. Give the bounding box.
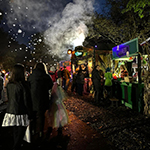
[76,65,85,96]
[62,66,70,91]
[28,63,53,138]
[45,82,69,138]
[49,66,57,83]
[2,64,33,150]
[92,65,104,105]
[71,68,79,94]
[56,66,63,87]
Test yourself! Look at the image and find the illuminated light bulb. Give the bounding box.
[0,12,2,15]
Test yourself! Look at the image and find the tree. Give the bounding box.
[87,0,150,46]
[122,0,150,18]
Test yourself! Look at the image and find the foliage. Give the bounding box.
[1,51,16,71]
[87,0,150,46]
[122,0,150,18]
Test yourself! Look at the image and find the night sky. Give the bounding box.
[0,0,105,59]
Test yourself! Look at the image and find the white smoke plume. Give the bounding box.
[44,0,94,58]
[6,0,95,59]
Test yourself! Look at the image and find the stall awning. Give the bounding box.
[112,38,139,60]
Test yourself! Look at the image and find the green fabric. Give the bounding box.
[104,72,112,86]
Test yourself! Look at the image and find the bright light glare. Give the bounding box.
[72,32,85,47]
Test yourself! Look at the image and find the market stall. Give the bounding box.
[71,46,112,94]
[112,38,144,113]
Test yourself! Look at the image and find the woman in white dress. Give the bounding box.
[2,64,33,150]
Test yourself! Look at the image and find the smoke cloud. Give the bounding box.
[5,0,95,59]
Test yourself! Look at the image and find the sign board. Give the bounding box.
[112,38,139,60]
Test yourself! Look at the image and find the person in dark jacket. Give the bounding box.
[71,68,79,93]
[28,63,53,138]
[76,65,85,96]
[92,65,104,104]
[2,64,33,150]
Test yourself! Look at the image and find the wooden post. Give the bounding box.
[138,53,141,83]
[93,47,96,67]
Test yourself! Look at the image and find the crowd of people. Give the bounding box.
[0,62,129,150]
[0,63,69,150]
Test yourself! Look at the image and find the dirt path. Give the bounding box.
[62,110,114,150]
[37,108,114,150]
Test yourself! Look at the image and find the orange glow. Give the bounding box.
[67,49,72,54]
[2,70,6,74]
[72,51,75,54]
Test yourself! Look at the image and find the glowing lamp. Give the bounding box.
[67,49,72,54]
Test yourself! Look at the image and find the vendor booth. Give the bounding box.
[112,38,144,113]
[71,46,112,94]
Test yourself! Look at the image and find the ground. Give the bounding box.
[0,89,150,150]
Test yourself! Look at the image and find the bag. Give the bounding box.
[24,125,31,143]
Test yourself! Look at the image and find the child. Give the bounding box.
[45,82,69,137]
